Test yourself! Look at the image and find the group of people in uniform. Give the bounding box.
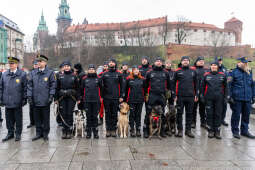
[0,53,254,142]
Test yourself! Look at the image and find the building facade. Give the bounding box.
[0,14,25,67]
[0,20,8,65]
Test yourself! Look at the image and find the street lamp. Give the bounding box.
[15,38,22,58]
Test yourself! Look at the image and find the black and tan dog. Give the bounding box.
[149,105,163,140]
[165,105,176,136]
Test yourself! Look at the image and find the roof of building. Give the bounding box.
[225,17,242,23]
[0,14,24,35]
[65,16,236,34]
[65,16,167,33]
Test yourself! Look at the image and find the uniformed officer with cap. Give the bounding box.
[228,56,255,139]
[0,57,27,142]
[27,54,56,141]
[27,60,39,128]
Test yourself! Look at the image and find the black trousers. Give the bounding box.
[192,99,206,124]
[104,99,119,131]
[34,106,50,136]
[5,107,23,135]
[29,104,35,125]
[144,93,166,130]
[222,101,227,122]
[176,96,194,131]
[206,96,223,132]
[59,97,76,132]
[85,102,99,129]
[129,103,143,130]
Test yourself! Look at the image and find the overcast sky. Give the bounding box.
[1,0,254,48]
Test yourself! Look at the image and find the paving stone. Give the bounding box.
[130,160,181,170]
[109,146,134,160]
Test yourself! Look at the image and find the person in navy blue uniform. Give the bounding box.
[192,56,208,129]
[0,57,27,142]
[100,58,123,137]
[201,61,228,139]
[27,60,39,129]
[173,56,198,138]
[55,61,79,139]
[27,55,56,141]
[228,57,255,139]
[80,64,102,139]
[217,56,229,127]
[124,65,146,137]
[144,57,171,138]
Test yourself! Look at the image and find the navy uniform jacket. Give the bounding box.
[0,69,27,108]
[27,67,56,107]
[228,67,255,102]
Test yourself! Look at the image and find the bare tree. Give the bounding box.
[209,31,231,57]
[158,16,168,45]
[170,16,192,45]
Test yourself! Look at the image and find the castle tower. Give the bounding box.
[56,0,72,37]
[33,10,49,52]
[224,17,243,46]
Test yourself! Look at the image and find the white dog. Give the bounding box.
[73,110,85,138]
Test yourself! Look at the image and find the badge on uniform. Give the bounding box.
[44,77,48,82]
[16,79,20,83]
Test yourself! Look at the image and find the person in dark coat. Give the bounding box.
[100,58,123,137]
[0,57,27,142]
[27,55,56,141]
[55,63,64,127]
[0,70,3,126]
[173,56,198,138]
[217,56,229,126]
[144,57,171,138]
[121,62,130,80]
[138,56,151,77]
[124,65,146,137]
[55,61,79,139]
[98,61,108,126]
[192,56,208,129]
[201,61,228,139]
[164,59,175,106]
[80,64,102,139]
[27,60,39,128]
[228,57,255,139]
[74,63,86,111]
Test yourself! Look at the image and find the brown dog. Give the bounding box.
[165,105,176,136]
[149,105,163,140]
[117,102,130,138]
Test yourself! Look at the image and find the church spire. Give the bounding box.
[37,9,48,32]
[56,0,72,37]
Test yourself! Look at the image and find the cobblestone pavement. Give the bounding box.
[0,105,255,170]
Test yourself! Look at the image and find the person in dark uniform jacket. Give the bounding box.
[0,70,3,126]
[27,60,39,128]
[100,58,123,137]
[98,61,108,126]
[144,57,171,138]
[164,59,175,106]
[27,55,56,141]
[173,56,198,138]
[0,57,27,142]
[55,63,64,127]
[124,65,146,137]
[121,62,130,80]
[228,57,255,139]
[192,56,208,129]
[55,61,79,139]
[80,64,102,139]
[74,63,86,111]
[201,61,228,139]
[138,56,151,78]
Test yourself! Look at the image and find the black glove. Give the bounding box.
[227,96,235,105]
[28,97,33,105]
[22,99,27,106]
[252,97,255,104]
[49,95,54,105]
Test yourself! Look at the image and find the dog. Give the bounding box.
[149,105,163,140]
[117,102,130,138]
[73,110,85,138]
[165,104,176,136]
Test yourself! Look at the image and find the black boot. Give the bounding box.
[66,130,72,139]
[143,127,149,138]
[111,130,117,138]
[2,133,14,142]
[15,134,21,142]
[32,134,42,141]
[86,128,92,139]
[62,130,67,139]
[92,128,99,139]
[185,130,195,138]
[215,131,222,140]
[130,128,136,138]
[175,130,183,137]
[136,128,141,137]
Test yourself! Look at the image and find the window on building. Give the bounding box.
[194,29,197,32]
